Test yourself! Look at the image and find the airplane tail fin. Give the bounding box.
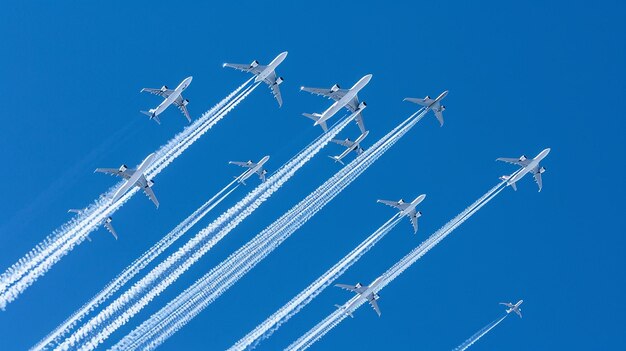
[328,155,345,165]
[334,304,353,318]
[141,110,161,125]
[499,175,517,191]
[303,113,328,132]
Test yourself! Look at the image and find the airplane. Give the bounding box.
[377,194,427,234]
[223,52,288,107]
[140,76,193,124]
[229,155,270,185]
[500,300,523,318]
[497,148,550,191]
[329,130,370,165]
[95,152,159,208]
[334,276,385,317]
[67,209,118,241]
[404,90,449,126]
[301,74,372,133]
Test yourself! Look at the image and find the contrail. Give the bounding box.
[229,215,403,351]
[0,78,256,311]
[285,182,507,351]
[32,178,240,350]
[110,108,432,351]
[452,314,508,351]
[57,110,360,350]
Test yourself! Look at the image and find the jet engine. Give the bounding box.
[358,101,367,110]
[373,293,380,300]
[355,283,362,288]
[119,165,128,172]
[250,60,259,68]
[424,95,431,100]
[160,85,168,92]
[330,84,341,92]
[417,211,423,217]
[147,180,154,188]
[539,166,546,173]
[519,155,527,161]
[440,105,446,111]
[182,99,190,106]
[275,77,284,85]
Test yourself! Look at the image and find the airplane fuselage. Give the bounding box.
[151,76,193,116]
[341,276,384,316]
[400,194,426,216]
[315,74,372,127]
[255,52,288,83]
[240,156,270,183]
[507,148,550,186]
[112,153,156,202]
[428,90,448,109]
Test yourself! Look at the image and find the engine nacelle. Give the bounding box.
[182,99,190,106]
[519,155,527,161]
[275,77,284,85]
[105,217,113,224]
[417,211,423,217]
[147,180,154,188]
[358,101,367,110]
[539,166,546,173]
[424,95,431,100]
[119,164,128,172]
[160,85,168,92]
[250,60,259,68]
[440,105,446,111]
[355,283,362,288]
[330,84,341,92]
[262,169,268,175]
[373,293,380,300]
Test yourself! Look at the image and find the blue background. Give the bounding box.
[0,1,624,350]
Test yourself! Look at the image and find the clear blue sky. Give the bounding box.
[0,1,624,350]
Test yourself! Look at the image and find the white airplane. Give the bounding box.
[301,74,372,133]
[404,90,448,126]
[223,52,288,107]
[377,194,426,234]
[95,153,159,208]
[329,130,369,165]
[334,276,384,317]
[497,148,550,192]
[140,76,193,124]
[68,209,118,241]
[500,300,523,318]
[229,155,270,185]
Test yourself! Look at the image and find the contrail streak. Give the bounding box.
[32,178,240,350]
[230,215,403,351]
[0,79,256,311]
[452,314,508,351]
[285,182,506,351]
[58,109,360,350]
[111,108,431,351]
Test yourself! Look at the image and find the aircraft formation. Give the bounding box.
[2,50,550,350]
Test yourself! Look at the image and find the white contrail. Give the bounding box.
[57,110,360,350]
[286,182,507,351]
[32,178,240,351]
[0,79,256,311]
[111,108,431,351]
[230,215,403,351]
[452,314,508,351]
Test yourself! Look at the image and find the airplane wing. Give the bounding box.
[410,211,419,233]
[262,71,283,107]
[95,168,135,180]
[174,95,191,122]
[533,169,543,191]
[404,97,434,107]
[377,200,408,211]
[223,63,265,76]
[301,86,347,101]
[496,157,530,167]
[335,284,359,293]
[367,295,382,317]
[137,175,159,208]
[141,88,174,98]
[514,309,523,318]
[256,170,267,182]
[103,221,118,240]
[330,139,355,148]
[230,161,254,169]
[344,96,367,133]
[499,302,514,308]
